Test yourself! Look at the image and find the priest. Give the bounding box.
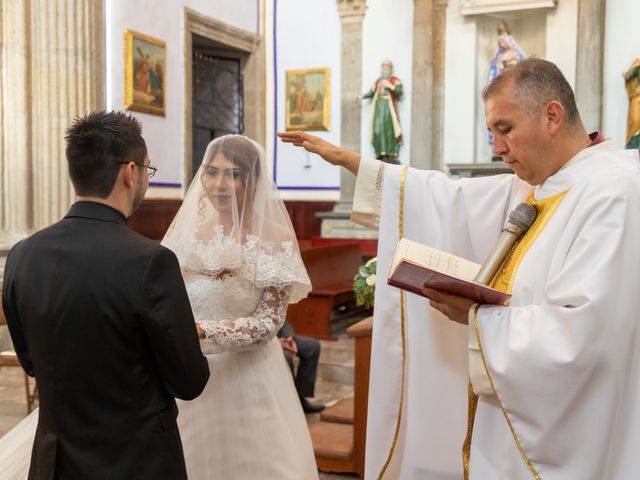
[279,58,640,479]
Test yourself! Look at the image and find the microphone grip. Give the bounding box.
[473,231,519,285]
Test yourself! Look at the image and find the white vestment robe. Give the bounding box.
[353,140,640,479]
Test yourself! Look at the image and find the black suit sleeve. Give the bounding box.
[2,243,34,376]
[140,247,210,400]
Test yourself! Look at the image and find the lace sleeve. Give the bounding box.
[198,286,291,353]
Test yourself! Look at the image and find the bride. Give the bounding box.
[161,135,318,479]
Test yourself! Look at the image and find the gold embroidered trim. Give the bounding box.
[372,161,386,228]
[464,189,568,479]
[473,308,541,480]
[377,165,409,479]
[490,190,569,294]
[503,190,568,293]
[462,380,479,480]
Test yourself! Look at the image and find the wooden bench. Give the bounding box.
[286,242,362,340]
[311,236,378,258]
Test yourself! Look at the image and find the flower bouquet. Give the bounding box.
[353,257,377,309]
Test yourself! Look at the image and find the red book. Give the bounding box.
[387,238,511,305]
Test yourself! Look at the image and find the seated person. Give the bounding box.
[278,321,325,414]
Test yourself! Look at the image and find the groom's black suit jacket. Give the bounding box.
[2,202,210,480]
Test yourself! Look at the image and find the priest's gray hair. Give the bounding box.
[482,58,584,134]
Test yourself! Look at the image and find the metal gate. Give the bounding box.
[192,53,244,178]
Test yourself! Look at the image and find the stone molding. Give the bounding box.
[447,162,513,178]
[337,0,367,19]
[459,0,556,16]
[183,7,265,193]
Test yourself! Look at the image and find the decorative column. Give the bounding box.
[320,0,370,238]
[431,0,448,171]
[409,0,448,171]
[1,0,33,246]
[575,0,606,133]
[337,0,366,207]
[31,0,105,229]
[0,0,105,250]
[410,0,434,170]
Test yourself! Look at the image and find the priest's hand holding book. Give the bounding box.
[388,238,512,325]
[421,287,477,325]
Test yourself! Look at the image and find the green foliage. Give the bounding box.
[353,257,377,309]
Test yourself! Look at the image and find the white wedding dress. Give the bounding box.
[0,409,37,479]
[178,264,318,480]
[162,134,318,480]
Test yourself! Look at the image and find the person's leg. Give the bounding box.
[294,335,324,413]
[293,335,320,398]
[283,348,294,374]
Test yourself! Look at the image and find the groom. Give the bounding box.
[2,111,210,480]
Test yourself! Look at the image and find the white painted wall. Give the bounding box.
[544,0,577,91]
[443,4,477,165]
[106,0,259,198]
[443,0,578,165]
[272,0,413,199]
[273,0,341,200]
[603,0,640,149]
[361,0,414,165]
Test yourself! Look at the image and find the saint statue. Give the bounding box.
[361,59,403,164]
[487,22,526,153]
[624,58,640,149]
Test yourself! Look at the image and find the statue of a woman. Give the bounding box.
[488,22,526,83]
[487,22,526,151]
[624,58,640,149]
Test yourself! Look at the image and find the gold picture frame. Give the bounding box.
[285,68,331,131]
[124,29,166,116]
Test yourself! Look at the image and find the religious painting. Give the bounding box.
[285,68,330,131]
[124,29,166,116]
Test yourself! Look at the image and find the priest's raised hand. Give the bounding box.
[278,130,360,175]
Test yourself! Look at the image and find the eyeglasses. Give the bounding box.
[116,161,158,178]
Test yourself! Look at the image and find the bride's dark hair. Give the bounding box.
[204,135,261,184]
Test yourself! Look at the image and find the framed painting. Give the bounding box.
[124,29,166,116]
[285,68,331,131]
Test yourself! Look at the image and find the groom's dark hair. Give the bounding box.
[65,110,148,198]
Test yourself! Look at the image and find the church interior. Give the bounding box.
[1,0,639,479]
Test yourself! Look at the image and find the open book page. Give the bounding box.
[391,238,481,281]
[388,238,511,305]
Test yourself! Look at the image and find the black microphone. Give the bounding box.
[473,203,537,285]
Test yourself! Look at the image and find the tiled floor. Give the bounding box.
[0,315,365,478]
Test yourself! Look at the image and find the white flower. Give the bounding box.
[366,274,376,286]
[365,257,377,267]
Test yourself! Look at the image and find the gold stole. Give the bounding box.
[462,189,568,480]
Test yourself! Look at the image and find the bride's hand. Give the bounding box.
[278,131,361,175]
[195,323,206,339]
